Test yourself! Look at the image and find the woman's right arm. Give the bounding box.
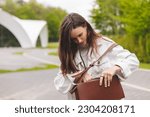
[54,69,90,94]
[54,70,76,94]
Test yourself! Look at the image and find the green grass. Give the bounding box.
[1,62,148,74]
[0,64,58,74]
[13,52,24,55]
[48,52,58,56]
[140,63,150,69]
[47,42,58,48]
[0,69,12,74]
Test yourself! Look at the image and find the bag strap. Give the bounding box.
[90,43,118,66]
[75,43,118,83]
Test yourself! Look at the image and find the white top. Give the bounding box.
[54,36,140,99]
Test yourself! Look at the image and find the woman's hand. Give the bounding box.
[99,65,121,87]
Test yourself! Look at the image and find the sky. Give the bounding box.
[34,0,96,22]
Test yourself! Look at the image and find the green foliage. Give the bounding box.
[45,7,67,42]
[13,52,23,55]
[91,0,150,63]
[0,0,67,42]
[91,0,124,35]
[48,52,58,56]
[140,63,150,69]
[47,42,58,48]
[1,0,18,15]
[0,64,58,74]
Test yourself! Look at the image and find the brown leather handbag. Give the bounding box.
[70,43,125,100]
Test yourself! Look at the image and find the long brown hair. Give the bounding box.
[59,13,99,74]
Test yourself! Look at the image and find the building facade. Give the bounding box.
[0,8,48,48]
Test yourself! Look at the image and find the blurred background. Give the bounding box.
[0,0,150,64]
[0,0,150,100]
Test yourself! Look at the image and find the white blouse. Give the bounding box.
[54,36,140,99]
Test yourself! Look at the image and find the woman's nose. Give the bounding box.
[77,38,82,44]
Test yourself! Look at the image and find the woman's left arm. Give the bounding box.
[110,45,140,79]
[100,44,139,87]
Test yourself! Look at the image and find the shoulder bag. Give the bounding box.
[70,43,125,100]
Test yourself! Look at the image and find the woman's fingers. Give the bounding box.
[104,73,108,87]
[100,73,113,87]
[99,75,104,86]
[107,74,112,87]
[99,66,117,87]
[107,80,110,87]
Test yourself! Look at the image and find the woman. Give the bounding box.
[54,13,139,99]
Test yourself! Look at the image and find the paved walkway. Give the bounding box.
[0,69,67,100]
[0,69,150,100]
[0,48,150,100]
[0,48,59,70]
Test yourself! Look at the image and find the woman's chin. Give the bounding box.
[79,43,88,48]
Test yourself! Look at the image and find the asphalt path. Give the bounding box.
[0,69,67,100]
[0,48,150,100]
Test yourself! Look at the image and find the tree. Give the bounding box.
[45,7,67,42]
[91,0,150,63]
[118,0,150,62]
[91,0,124,35]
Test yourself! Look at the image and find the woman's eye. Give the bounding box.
[78,33,82,37]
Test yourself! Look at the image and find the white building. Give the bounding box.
[0,8,48,48]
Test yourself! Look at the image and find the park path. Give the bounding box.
[0,48,150,100]
[0,69,150,100]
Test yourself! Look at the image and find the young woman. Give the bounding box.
[54,13,139,99]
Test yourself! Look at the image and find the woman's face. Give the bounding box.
[71,26,87,48]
